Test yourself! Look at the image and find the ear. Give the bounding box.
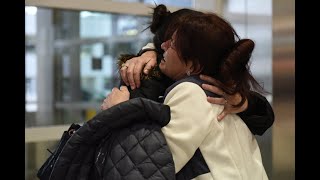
[186,61,194,70]
[187,61,202,75]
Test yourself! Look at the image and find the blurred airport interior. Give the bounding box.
[25,0,294,179]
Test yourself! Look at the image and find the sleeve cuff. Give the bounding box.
[142,43,155,50]
[137,48,157,56]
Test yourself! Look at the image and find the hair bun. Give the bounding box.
[150,4,171,33]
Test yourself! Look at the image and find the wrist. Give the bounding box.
[142,50,157,59]
[137,48,157,57]
[242,98,249,112]
[239,96,252,115]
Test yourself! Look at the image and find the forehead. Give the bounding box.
[164,30,178,42]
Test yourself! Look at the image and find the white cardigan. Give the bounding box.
[161,82,268,180]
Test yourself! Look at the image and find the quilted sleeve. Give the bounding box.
[92,97,171,130]
[50,98,171,180]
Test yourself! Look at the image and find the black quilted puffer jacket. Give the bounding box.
[49,97,174,180]
[47,52,177,180]
[47,85,274,180]
[46,53,274,180]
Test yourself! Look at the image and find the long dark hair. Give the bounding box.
[166,11,264,107]
[149,5,264,107]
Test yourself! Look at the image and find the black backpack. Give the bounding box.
[36,123,81,180]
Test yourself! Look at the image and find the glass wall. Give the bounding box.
[25,7,155,179]
[25,8,153,127]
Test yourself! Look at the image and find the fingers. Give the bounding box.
[227,92,242,106]
[143,64,152,74]
[200,74,220,85]
[119,85,128,92]
[100,102,108,110]
[101,95,110,110]
[143,58,156,75]
[120,57,146,90]
[217,102,232,121]
[120,52,157,89]
[206,95,228,121]
[133,60,145,89]
[200,74,248,120]
[141,51,157,75]
[120,59,139,89]
[216,98,247,121]
[120,64,129,86]
[101,86,128,111]
[143,59,151,74]
[207,96,227,105]
[202,84,225,97]
[111,87,117,92]
[100,104,105,110]
[120,58,137,87]
[126,62,136,90]
[217,111,228,121]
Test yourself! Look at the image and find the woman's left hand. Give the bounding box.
[101,86,130,110]
[200,74,248,121]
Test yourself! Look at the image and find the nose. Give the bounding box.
[161,41,169,51]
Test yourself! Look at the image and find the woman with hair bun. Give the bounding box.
[44,5,271,180]
[121,4,274,134]
[105,5,269,179]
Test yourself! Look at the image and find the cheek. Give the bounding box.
[160,51,184,77]
[159,61,167,74]
[159,62,164,70]
[159,60,172,77]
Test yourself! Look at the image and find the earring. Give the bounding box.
[186,70,191,76]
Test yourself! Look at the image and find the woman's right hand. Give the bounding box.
[200,74,248,121]
[100,86,130,110]
[120,50,157,90]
